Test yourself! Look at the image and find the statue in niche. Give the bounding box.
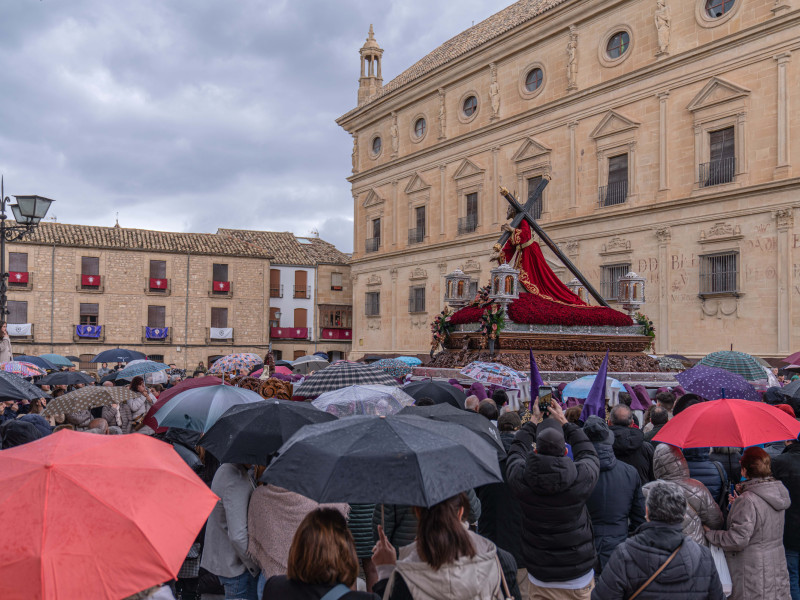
[390,112,399,157]
[351,134,358,173]
[566,32,578,89]
[438,88,446,139]
[655,0,671,55]
[489,63,500,119]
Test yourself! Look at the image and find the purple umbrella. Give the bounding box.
[675,364,760,402]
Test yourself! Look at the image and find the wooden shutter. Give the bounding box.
[213,263,229,281]
[211,307,228,328]
[269,307,280,326]
[293,308,307,328]
[80,303,99,316]
[149,260,166,279]
[270,269,280,288]
[148,305,166,328]
[8,253,27,272]
[7,300,27,324]
[82,257,99,275]
[295,270,307,289]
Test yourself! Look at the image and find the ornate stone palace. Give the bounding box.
[338,0,800,360]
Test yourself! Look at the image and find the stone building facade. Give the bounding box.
[338,0,800,360]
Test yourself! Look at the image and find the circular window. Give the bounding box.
[525,68,543,92]
[462,96,478,117]
[371,136,382,156]
[606,32,630,59]
[705,0,734,17]
[414,118,426,139]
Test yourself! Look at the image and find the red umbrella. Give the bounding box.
[143,376,225,433]
[653,398,800,448]
[0,429,218,599]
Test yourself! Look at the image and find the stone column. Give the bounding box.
[693,124,702,186]
[568,121,578,211]
[492,147,500,225]
[657,91,670,191]
[390,267,398,351]
[439,165,446,237]
[776,208,794,354]
[656,227,671,353]
[775,52,791,177]
[391,180,398,247]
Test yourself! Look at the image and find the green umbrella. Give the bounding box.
[698,350,766,382]
[39,354,73,368]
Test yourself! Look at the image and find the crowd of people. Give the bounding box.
[3,345,800,600]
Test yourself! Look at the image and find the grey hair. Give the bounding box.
[609,404,633,426]
[646,481,686,525]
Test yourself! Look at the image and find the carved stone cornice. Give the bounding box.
[699,221,742,243]
[599,236,632,255]
[775,207,794,230]
[655,227,671,243]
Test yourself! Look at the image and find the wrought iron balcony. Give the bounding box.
[457,215,478,235]
[598,181,628,207]
[408,227,425,245]
[699,157,735,188]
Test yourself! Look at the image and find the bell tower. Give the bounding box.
[358,25,383,105]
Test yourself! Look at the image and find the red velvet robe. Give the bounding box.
[501,220,587,306]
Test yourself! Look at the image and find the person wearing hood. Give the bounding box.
[608,404,654,486]
[583,416,645,572]
[772,435,800,600]
[643,444,723,546]
[0,418,43,448]
[705,447,791,600]
[592,481,724,600]
[372,492,508,600]
[506,399,600,598]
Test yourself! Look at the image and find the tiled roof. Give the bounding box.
[13,222,273,259]
[341,0,568,117]
[218,229,350,266]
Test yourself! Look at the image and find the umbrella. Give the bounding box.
[152,384,264,432]
[39,354,74,368]
[396,356,422,366]
[293,361,399,398]
[783,351,800,365]
[460,361,525,388]
[198,399,338,464]
[372,359,413,378]
[312,385,415,417]
[403,379,467,409]
[14,355,58,371]
[275,366,292,376]
[275,360,294,368]
[143,376,224,433]
[698,350,766,382]
[207,353,263,376]
[0,361,45,377]
[90,348,147,363]
[653,398,800,448]
[42,386,140,416]
[65,355,80,362]
[0,371,51,401]
[778,380,800,401]
[115,360,170,380]
[262,415,503,507]
[292,355,330,375]
[562,375,623,400]
[0,429,218,599]
[398,403,505,458]
[675,364,760,402]
[37,371,94,386]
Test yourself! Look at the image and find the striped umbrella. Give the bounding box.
[207,353,263,376]
[39,354,74,368]
[698,350,766,382]
[43,386,140,416]
[0,362,45,377]
[115,360,170,380]
[372,359,412,378]
[293,362,399,399]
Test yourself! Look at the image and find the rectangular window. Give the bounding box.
[9,252,27,273]
[148,354,165,363]
[81,256,99,275]
[149,260,166,279]
[365,292,380,316]
[601,154,628,206]
[702,127,736,187]
[270,269,281,298]
[366,219,381,252]
[527,176,543,220]
[80,303,99,326]
[147,305,166,328]
[601,263,631,301]
[211,307,228,328]
[331,272,343,291]
[213,263,229,282]
[458,193,479,234]
[294,270,308,299]
[7,300,27,324]
[409,206,426,245]
[700,251,738,294]
[293,350,306,360]
[408,286,426,313]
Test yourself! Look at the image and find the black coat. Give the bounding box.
[506,421,599,582]
[591,522,725,600]
[261,576,379,600]
[643,424,665,447]
[771,441,800,550]
[476,431,525,564]
[683,448,727,506]
[709,448,742,486]
[586,443,646,571]
[610,425,654,486]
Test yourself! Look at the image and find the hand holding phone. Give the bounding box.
[538,386,553,417]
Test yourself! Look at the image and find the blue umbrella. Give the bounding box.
[562,374,623,400]
[152,385,264,432]
[90,348,147,364]
[675,364,760,402]
[39,354,73,368]
[115,360,170,380]
[396,356,422,366]
[16,356,58,371]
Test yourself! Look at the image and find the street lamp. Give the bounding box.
[0,178,54,317]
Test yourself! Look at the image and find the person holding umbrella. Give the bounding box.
[102,376,148,434]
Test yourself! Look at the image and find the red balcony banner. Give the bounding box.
[149,278,168,290]
[270,327,309,339]
[321,328,352,340]
[81,274,101,287]
[9,272,28,284]
[213,280,230,292]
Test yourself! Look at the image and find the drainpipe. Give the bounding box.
[313,266,318,352]
[184,251,190,371]
[50,243,55,353]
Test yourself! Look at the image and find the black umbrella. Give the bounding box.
[65,356,80,362]
[91,348,147,363]
[0,371,51,402]
[262,415,502,507]
[777,380,800,401]
[38,372,94,386]
[403,380,466,409]
[398,403,505,458]
[199,399,337,465]
[275,360,293,368]
[14,356,58,371]
[99,372,119,385]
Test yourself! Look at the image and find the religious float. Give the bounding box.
[428,177,661,374]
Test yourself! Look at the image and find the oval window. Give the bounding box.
[606,31,630,59]
[414,118,426,139]
[462,95,478,117]
[705,0,735,17]
[372,137,382,156]
[525,68,543,92]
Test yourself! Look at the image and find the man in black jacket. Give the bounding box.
[771,436,800,600]
[507,399,599,599]
[609,404,654,486]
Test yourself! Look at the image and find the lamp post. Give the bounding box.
[0,178,54,318]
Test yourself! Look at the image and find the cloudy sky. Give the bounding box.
[0,1,511,252]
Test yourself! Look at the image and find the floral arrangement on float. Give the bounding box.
[479,303,506,352]
[634,312,655,350]
[430,307,454,356]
